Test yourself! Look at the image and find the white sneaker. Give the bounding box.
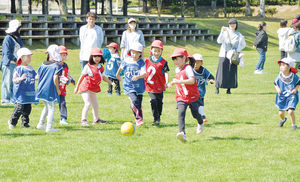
[254,70,263,74]
[176,132,187,142]
[261,70,267,74]
[46,127,59,132]
[8,120,15,129]
[36,123,46,130]
[60,118,68,125]
[197,123,204,134]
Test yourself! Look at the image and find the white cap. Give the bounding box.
[45,44,62,62]
[278,58,294,66]
[17,48,32,62]
[127,42,143,56]
[6,20,21,34]
[193,53,203,60]
[128,18,136,24]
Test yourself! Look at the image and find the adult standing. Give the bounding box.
[253,22,268,74]
[1,19,23,105]
[215,18,246,94]
[79,12,104,70]
[120,18,145,61]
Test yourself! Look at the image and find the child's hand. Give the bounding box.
[20,73,26,81]
[112,83,116,87]
[165,83,169,88]
[172,78,180,84]
[117,75,121,81]
[253,45,257,48]
[57,90,61,95]
[291,89,297,94]
[74,87,78,94]
[167,82,173,88]
[276,87,282,94]
[209,79,215,84]
[132,76,138,81]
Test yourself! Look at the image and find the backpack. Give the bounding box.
[283,34,297,53]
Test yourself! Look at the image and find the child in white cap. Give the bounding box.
[8,48,39,129]
[189,53,215,123]
[275,58,300,130]
[116,42,146,126]
[36,45,63,132]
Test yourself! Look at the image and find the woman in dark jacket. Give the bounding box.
[253,22,268,74]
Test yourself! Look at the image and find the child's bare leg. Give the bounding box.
[279,110,285,120]
[288,109,296,125]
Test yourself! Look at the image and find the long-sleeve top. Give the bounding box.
[254,29,268,52]
[1,35,23,66]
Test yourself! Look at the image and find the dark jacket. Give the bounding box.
[254,29,268,52]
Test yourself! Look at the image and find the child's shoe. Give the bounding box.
[60,118,68,125]
[202,115,207,123]
[93,119,107,124]
[81,119,90,126]
[197,123,204,134]
[108,93,112,97]
[8,120,15,129]
[176,132,187,142]
[116,93,120,97]
[46,127,59,132]
[292,125,297,130]
[278,117,287,127]
[136,120,144,126]
[151,119,160,126]
[36,123,46,130]
[21,124,33,128]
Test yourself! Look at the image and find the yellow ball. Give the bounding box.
[121,122,135,136]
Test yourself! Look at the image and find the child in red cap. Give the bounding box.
[145,40,170,125]
[168,48,204,142]
[74,48,116,126]
[58,45,75,125]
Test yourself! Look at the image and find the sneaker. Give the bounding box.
[8,120,15,129]
[292,125,298,130]
[197,123,204,134]
[108,93,112,97]
[37,123,46,130]
[261,70,267,74]
[2,101,11,105]
[151,119,160,126]
[278,117,287,127]
[203,118,208,123]
[81,119,90,126]
[176,132,187,142]
[214,88,219,95]
[136,120,144,126]
[60,118,68,125]
[254,70,263,74]
[93,119,107,124]
[116,93,120,97]
[226,89,231,94]
[21,124,33,128]
[46,127,59,132]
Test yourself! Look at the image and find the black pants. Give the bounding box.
[128,92,143,122]
[177,100,203,134]
[11,103,32,126]
[107,77,120,94]
[59,95,67,120]
[281,51,287,59]
[148,92,163,121]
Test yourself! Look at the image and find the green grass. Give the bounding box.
[1,17,300,181]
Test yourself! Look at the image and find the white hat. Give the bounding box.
[45,44,62,62]
[127,42,143,56]
[16,48,33,65]
[278,58,294,66]
[128,18,136,24]
[193,53,203,60]
[6,20,21,34]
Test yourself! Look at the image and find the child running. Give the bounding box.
[168,48,204,142]
[58,45,75,125]
[8,48,39,129]
[275,58,300,130]
[74,47,116,126]
[116,42,146,126]
[144,40,169,125]
[36,45,63,132]
[189,53,215,123]
[104,42,121,96]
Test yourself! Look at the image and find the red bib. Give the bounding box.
[79,63,104,93]
[145,57,167,93]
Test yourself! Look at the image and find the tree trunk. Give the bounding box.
[105,0,112,15]
[11,0,16,13]
[57,0,68,14]
[157,0,162,17]
[123,0,127,16]
[42,0,49,14]
[180,0,184,17]
[259,0,265,17]
[143,0,148,13]
[72,0,75,14]
[245,0,252,16]
[16,0,22,14]
[81,0,87,15]
[28,0,32,14]
[87,0,90,13]
[101,0,104,14]
[194,0,198,17]
[149,0,153,6]
[224,0,227,17]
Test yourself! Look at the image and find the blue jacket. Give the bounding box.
[293,31,300,53]
[1,35,23,66]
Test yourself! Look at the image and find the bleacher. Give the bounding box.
[0,13,218,47]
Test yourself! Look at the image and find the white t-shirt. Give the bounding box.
[81,29,98,61]
[82,64,102,76]
[175,65,194,78]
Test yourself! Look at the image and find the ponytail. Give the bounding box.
[257,22,266,31]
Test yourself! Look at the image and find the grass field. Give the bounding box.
[1,17,300,181]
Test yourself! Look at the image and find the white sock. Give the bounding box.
[199,106,204,116]
[292,124,296,126]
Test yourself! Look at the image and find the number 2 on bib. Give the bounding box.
[147,66,156,84]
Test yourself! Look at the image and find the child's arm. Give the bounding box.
[74,74,85,94]
[209,79,215,84]
[168,77,195,88]
[274,84,281,94]
[103,76,116,87]
[165,71,169,88]
[116,67,123,81]
[132,73,146,81]
[13,71,26,83]
[54,75,61,95]
[291,85,300,94]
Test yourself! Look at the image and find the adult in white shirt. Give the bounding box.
[79,12,104,70]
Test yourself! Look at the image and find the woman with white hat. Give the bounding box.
[120,18,145,61]
[1,19,23,105]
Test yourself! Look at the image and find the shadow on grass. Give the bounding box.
[214,121,260,125]
[0,105,15,108]
[209,136,257,141]
[0,133,47,137]
[62,125,120,131]
[234,92,276,95]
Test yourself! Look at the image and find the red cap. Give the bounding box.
[59,45,68,54]
[106,42,119,53]
[292,18,299,24]
[169,48,190,58]
[90,47,103,56]
[150,40,163,55]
